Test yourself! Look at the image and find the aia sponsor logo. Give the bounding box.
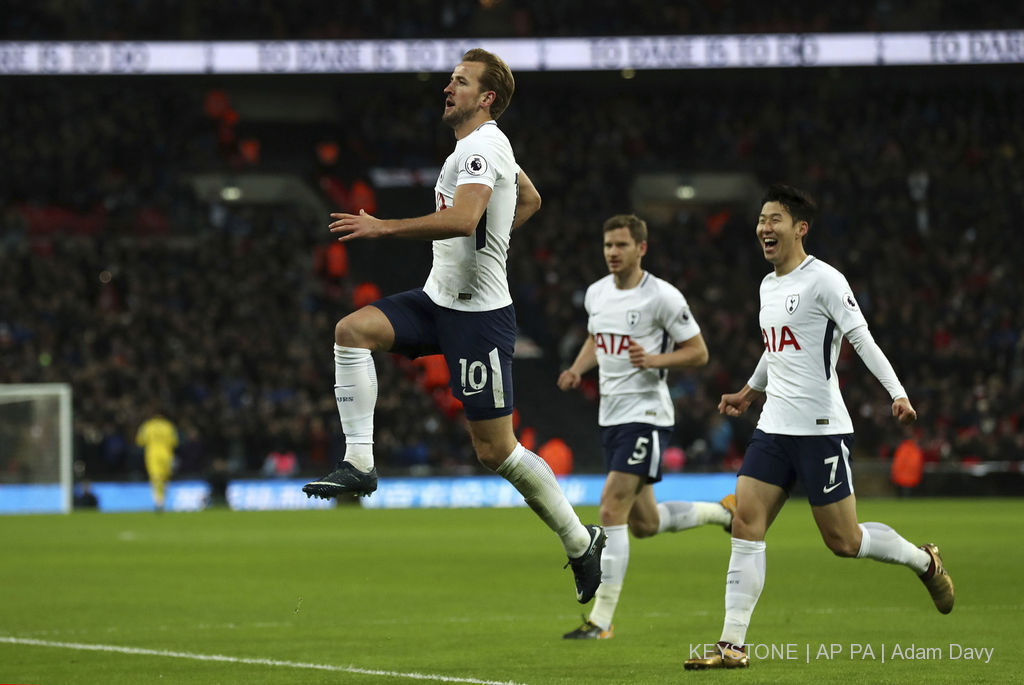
[595,332,631,355]
[762,326,801,352]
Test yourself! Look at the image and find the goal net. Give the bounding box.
[0,383,73,514]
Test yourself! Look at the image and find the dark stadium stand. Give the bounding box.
[2,1,1021,39]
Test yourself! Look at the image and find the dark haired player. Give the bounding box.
[686,184,954,670]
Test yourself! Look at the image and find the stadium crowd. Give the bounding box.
[1,29,1022,483]
[3,1,1021,39]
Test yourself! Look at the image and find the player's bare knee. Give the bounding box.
[598,493,632,527]
[598,505,627,528]
[334,316,368,348]
[337,313,384,350]
[824,534,859,558]
[629,519,657,538]
[335,317,355,346]
[730,511,765,541]
[475,449,504,471]
[471,438,504,471]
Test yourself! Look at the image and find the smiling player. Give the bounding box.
[685,184,954,670]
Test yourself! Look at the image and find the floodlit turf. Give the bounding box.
[1,498,1020,684]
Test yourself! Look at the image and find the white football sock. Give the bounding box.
[857,522,931,574]
[657,501,731,533]
[334,344,376,472]
[588,524,628,630]
[720,537,766,646]
[496,443,591,557]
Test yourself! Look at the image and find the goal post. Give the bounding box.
[0,383,73,514]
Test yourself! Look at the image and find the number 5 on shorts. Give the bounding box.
[627,436,649,465]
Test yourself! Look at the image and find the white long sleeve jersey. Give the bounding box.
[749,255,906,435]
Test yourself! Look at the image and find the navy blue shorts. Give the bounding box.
[739,429,855,506]
[600,423,672,484]
[372,288,515,421]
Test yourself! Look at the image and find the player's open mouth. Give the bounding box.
[763,238,777,249]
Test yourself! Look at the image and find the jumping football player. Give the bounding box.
[303,48,604,604]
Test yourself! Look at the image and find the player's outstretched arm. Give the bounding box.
[513,169,541,229]
[558,336,597,391]
[329,183,493,242]
[719,385,762,417]
[845,325,916,424]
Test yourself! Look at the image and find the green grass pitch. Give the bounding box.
[1,498,1020,684]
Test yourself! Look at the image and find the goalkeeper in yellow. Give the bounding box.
[135,413,178,511]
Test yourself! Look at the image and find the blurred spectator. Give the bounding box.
[205,456,231,507]
[72,460,100,509]
[73,479,100,509]
[891,434,925,497]
[262,448,299,478]
[538,437,574,476]
[353,281,384,309]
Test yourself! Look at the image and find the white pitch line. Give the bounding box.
[0,636,526,685]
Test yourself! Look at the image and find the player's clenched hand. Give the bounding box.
[718,392,751,417]
[329,209,385,242]
[628,341,651,369]
[892,397,918,425]
[557,370,581,391]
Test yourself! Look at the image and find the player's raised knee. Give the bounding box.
[335,307,392,350]
[334,315,360,346]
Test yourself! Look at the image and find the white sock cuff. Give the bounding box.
[496,442,526,475]
[604,524,628,534]
[856,523,871,558]
[334,343,371,364]
[731,537,766,554]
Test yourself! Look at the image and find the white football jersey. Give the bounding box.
[585,272,702,427]
[753,255,869,435]
[423,121,519,312]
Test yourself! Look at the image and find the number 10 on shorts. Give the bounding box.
[458,348,505,406]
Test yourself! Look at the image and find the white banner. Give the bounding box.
[0,32,1021,75]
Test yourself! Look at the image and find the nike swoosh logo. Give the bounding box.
[462,388,485,396]
[823,482,844,494]
[626,456,644,465]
